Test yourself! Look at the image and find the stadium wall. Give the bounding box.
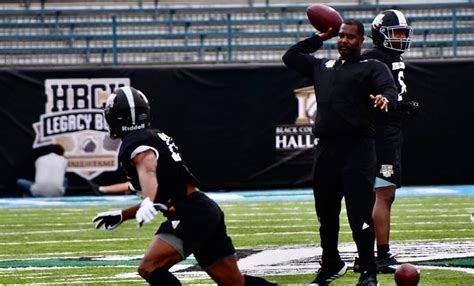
[0,60,472,196]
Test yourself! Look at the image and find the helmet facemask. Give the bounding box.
[379,25,413,52]
[371,10,413,54]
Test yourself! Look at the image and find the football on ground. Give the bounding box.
[394,263,420,286]
[306,4,343,36]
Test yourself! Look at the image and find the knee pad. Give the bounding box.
[145,268,181,286]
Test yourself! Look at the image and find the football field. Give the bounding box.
[0,186,473,285]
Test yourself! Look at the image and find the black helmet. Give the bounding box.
[104,86,151,139]
[371,9,413,53]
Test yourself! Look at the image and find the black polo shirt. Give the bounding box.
[283,35,398,138]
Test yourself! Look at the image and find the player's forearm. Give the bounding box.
[139,170,158,201]
[122,204,140,220]
[133,149,159,202]
[382,87,399,110]
[287,34,324,54]
[282,35,322,76]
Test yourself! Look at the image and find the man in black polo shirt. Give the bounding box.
[283,19,398,286]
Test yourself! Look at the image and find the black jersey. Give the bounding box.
[363,47,407,102]
[363,47,408,127]
[363,47,406,186]
[118,128,199,204]
[282,35,398,138]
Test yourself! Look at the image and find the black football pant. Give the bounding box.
[312,137,377,273]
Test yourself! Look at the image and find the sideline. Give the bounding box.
[0,185,473,209]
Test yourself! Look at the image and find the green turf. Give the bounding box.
[418,258,474,268]
[0,195,472,284]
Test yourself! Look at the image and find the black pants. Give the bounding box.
[156,191,235,269]
[312,137,377,272]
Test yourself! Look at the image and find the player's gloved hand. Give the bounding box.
[92,210,123,230]
[399,100,419,115]
[136,197,158,228]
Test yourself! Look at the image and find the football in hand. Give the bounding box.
[394,263,420,286]
[306,4,343,36]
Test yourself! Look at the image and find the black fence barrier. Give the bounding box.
[0,60,472,196]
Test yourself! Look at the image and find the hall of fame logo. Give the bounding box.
[275,86,317,151]
[33,78,130,180]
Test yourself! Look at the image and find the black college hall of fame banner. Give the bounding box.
[275,86,318,164]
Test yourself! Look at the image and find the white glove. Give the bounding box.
[92,210,123,231]
[136,197,158,228]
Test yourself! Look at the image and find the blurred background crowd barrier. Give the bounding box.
[0,0,473,65]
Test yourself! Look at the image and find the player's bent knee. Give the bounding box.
[137,262,152,278]
[138,254,178,279]
[137,267,146,280]
[140,268,181,286]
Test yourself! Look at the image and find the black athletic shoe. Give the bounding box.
[376,253,398,273]
[356,271,379,286]
[353,257,361,273]
[310,261,347,285]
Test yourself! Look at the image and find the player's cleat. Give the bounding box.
[353,257,361,273]
[356,253,398,273]
[356,271,379,286]
[310,261,347,285]
[376,253,398,273]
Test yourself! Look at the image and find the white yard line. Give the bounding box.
[1,240,472,276]
[0,237,143,246]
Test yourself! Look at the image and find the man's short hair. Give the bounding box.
[51,144,65,156]
[343,19,365,36]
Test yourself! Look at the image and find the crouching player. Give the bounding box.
[93,86,276,286]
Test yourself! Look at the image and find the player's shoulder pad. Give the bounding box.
[122,129,155,144]
[362,48,388,62]
[119,129,156,157]
[363,58,394,77]
[360,57,385,67]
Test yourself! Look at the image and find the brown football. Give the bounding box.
[306,4,343,36]
[394,263,420,286]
